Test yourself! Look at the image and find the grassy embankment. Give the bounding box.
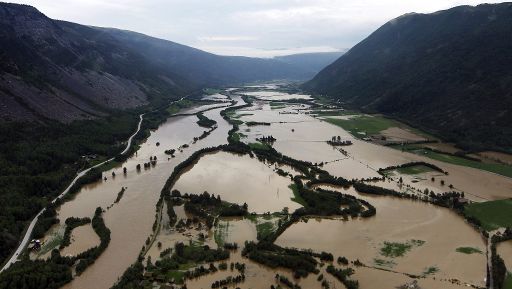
[395,144,512,178]
[504,273,512,289]
[464,199,512,231]
[395,165,435,175]
[380,165,436,177]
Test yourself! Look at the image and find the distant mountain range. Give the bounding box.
[0,3,340,123]
[305,3,512,151]
[274,52,344,78]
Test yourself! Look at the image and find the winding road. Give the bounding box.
[0,113,145,273]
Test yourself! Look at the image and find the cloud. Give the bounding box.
[194,45,342,58]
[197,36,258,42]
[7,0,507,57]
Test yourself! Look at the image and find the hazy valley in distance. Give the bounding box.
[0,2,511,289]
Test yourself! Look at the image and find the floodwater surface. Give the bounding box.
[241,90,312,101]
[173,151,301,213]
[58,104,234,289]
[237,102,512,200]
[35,86,512,289]
[276,186,486,287]
[61,225,100,257]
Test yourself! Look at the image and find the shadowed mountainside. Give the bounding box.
[305,3,512,151]
[0,3,314,123]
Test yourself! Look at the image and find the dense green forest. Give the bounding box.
[0,112,139,265]
[0,258,72,289]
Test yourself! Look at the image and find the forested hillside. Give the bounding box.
[305,3,512,151]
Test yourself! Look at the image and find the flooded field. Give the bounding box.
[174,151,301,213]
[351,266,473,289]
[179,103,229,114]
[276,203,486,286]
[31,85,512,289]
[236,101,512,200]
[201,93,230,102]
[182,217,341,289]
[56,103,235,289]
[61,225,100,257]
[241,90,312,101]
[380,126,428,142]
[477,151,512,165]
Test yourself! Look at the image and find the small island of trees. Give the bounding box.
[327,136,352,146]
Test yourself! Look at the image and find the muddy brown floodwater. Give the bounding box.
[55,103,235,289]
[183,217,339,289]
[36,86,512,289]
[237,101,512,200]
[276,185,487,288]
[241,90,312,101]
[61,225,101,257]
[173,151,301,213]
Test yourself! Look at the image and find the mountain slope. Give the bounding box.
[305,3,512,151]
[274,51,345,79]
[0,3,193,122]
[97,28,312,86]
[0,3,311,123]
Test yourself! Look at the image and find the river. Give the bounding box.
[23,86,512,289]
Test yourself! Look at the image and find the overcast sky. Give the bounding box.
[9,0,504,57]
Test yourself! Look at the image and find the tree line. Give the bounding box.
[196,113,217,128]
